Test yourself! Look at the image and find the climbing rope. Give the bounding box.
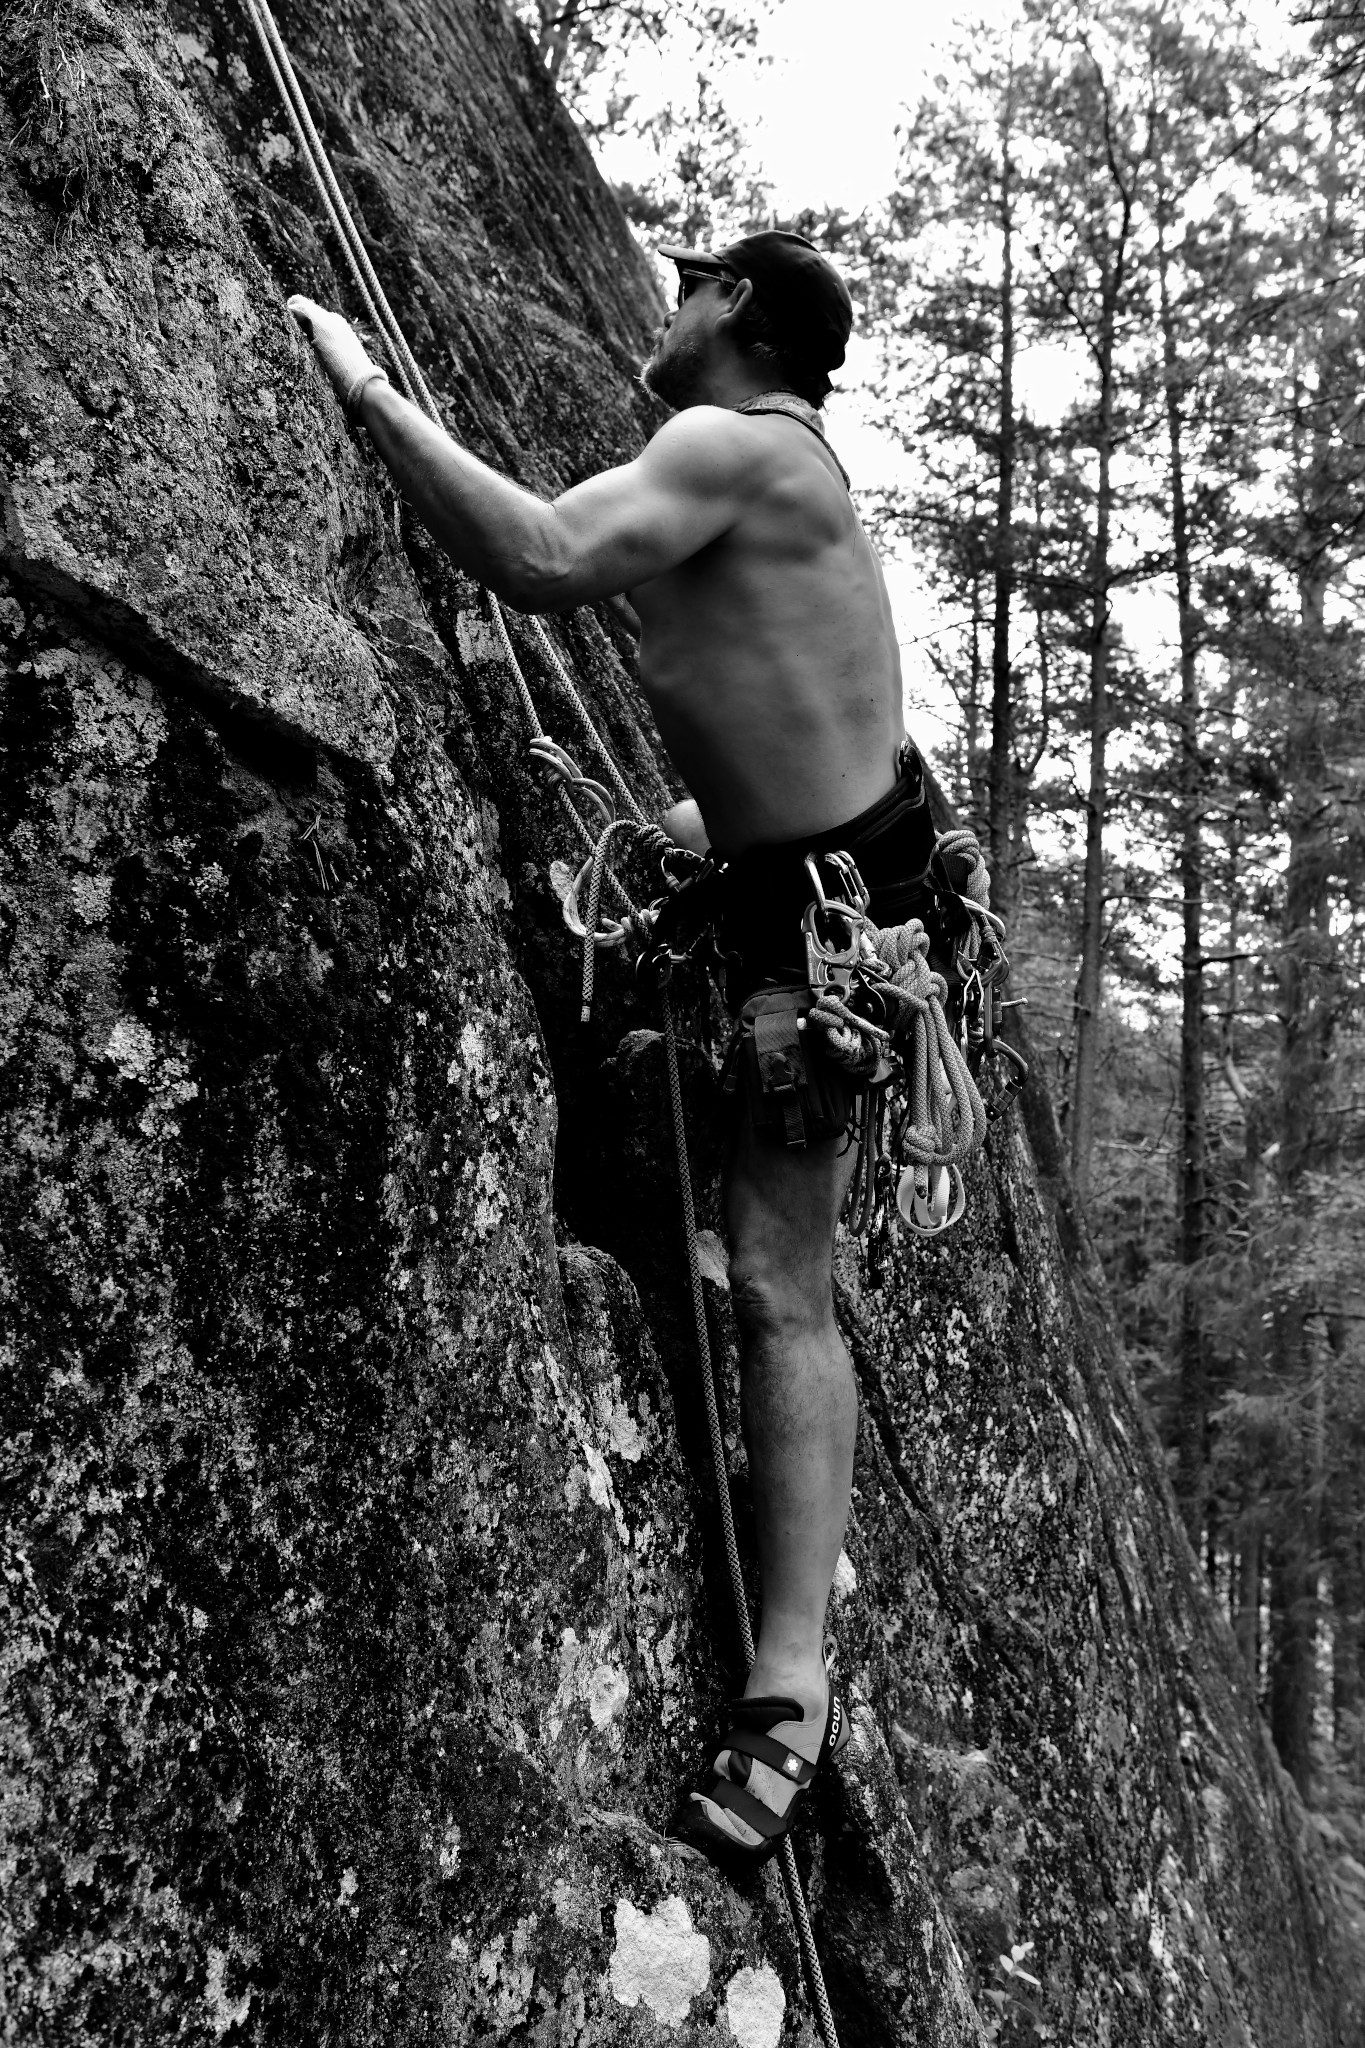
[856,921,987,1167]
[240,6,845,2037]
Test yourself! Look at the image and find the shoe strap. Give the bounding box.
[702,1774,799,1841]
[728,1694,804,1728]
[723,1725,817,1786]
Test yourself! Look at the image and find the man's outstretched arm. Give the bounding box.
[288,297,749,611]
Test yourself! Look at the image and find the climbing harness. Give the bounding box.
[240,8,1025,2033]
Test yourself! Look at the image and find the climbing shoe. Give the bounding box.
[671,1683,850,1877]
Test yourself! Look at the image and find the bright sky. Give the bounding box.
[725,0,1013,216]
[738,0,1295,215]
[600,0,1017,217]
[597,0,1024,741]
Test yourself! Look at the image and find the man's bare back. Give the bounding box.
[626,408,903,853]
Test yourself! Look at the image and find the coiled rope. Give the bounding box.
[858,921,986,1168]
[238,5,842,2036]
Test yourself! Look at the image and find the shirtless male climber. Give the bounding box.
[289,231,942,1872]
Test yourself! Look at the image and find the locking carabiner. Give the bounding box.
[977,1036,1028,1117]
[803,849,869,918]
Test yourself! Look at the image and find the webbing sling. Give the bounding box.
[238,4,845,2039]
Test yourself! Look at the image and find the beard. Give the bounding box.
[639,325,708,410]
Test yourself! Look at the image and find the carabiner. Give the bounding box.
[822,848,870,914]
[802,899,861,992]
[894,1163,967,1236]
[979,1037,1028,1117]
[804,849,870,917]
[804,852,835,915]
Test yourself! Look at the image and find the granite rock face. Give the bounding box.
[0,2,1359,2043]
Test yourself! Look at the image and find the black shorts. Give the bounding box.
[714,746,938,1012]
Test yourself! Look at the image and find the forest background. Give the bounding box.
[518,0,1365,1916]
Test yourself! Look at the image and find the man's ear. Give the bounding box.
[715,275,755,334]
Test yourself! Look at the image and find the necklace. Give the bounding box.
[734,392,850,487]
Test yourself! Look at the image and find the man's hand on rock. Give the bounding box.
[287,295,389,419]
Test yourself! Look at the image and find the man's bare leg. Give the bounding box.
[691,1113,859,1848]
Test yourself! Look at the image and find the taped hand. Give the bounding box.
[287,295,388,418]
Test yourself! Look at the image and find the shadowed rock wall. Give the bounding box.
[1,1,1359,2042]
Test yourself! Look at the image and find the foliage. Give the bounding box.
[511,0,774,244]
[859,0,1365,1811]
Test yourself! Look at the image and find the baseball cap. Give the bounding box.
[658,230,854,373]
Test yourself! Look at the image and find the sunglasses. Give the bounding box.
[676,268,736,309]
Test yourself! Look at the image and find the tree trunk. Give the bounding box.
[1234,1521,1263,1685]
[966,567,984,819]
[538,0,582,80]
[1262,540,1336,1788]
[1327,1487,1363,1744]
[1154,176,1209,1552]
[1269,1521,1317,1799]
[0,3,1360,2043]
[987,94,1017,926]
[1069,326,1116,1199]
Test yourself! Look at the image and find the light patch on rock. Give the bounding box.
[600,1387,645,1462]
[337,1868,358,1905]
[257,131,294,172]
[695,1229,729,1288]
[66,658,167,768]
[551,1624,628,1742]
[541,1344,630,1541]
[551,1877,602,1935]
[455,611,505,665]
[831,1548,857,1604]
[495,1917,536,2025]
[174,30,216,71]
[655,1620,678,1681]
[204,1947,251,2037]
[588,1661,628,1729]
[609,1897,710,2025]
[451,1017,497,1102]
[471,1149,505,1236]
[582,1443,613,1514]
[642,1619,683,1727]
[216,278,248,326]
[438,1821,461,1879]
[71,874,112,926]
[725,1963,785,2048]
[548,861,576,919]
[105,1015,158,1082]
